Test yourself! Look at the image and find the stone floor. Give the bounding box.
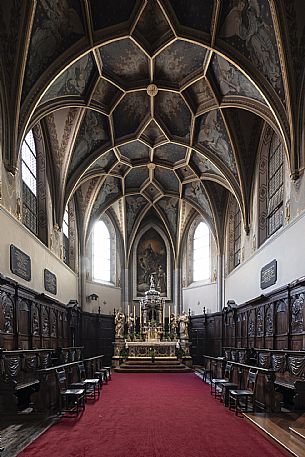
[0,415,57,457]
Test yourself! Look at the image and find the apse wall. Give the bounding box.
[0,207,78,304]
[84,280,121,315]
[225,210,305,304]
[183,282,217,315]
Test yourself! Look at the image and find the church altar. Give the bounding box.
[112,276,192,367]
[126,341,177,358]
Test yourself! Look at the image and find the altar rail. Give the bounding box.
[203,355,282,412]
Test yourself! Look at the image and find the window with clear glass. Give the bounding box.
[63,206,69,265]
[193,222,210,282]
[233,204,241,268]
[21,130,37,234]
[267,134,284,236]
[93,220,111,282]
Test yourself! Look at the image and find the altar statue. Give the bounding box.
[115,310,125,339]
[127,313,135,335]
[178,311,189,339]
[170,313,178,335]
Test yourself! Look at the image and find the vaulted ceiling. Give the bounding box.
[0,0,304,260]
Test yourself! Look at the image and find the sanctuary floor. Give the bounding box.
[16,373,287,457]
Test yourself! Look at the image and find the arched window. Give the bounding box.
[93,220,111,282]
[233,204,241,268]
[63,205,69,265]
[21,130,37,234]
[193,222,210,282]
[267,133,284,236]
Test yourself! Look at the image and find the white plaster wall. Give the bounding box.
[0,207,78,303]
[225,210,305,304]
[84,280,121,315]
[182,282,217,315]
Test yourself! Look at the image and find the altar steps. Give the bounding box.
[114,358,192,373]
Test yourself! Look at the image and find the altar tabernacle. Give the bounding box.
[112,276,192,371]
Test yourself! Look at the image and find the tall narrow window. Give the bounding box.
[267,134,284,236]
[21,130,37,234]
[63,206,69,265]
[93,220,111,282]
[193,222,210,282]
[233,204,241,268]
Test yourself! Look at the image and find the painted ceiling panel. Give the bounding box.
[140,120,167,146]
[23,0,84,98]
[154,40,207,87]
[99,39,149,87]
[133,0,174,54]
[41,53,95,103]
[184,181,213,219]
[113,91,150,139]
[126,195,148,237]
[194,110,237,176]
[157,197,179,238]
[90,0,137,31]
[90,176,122,221]
[91,78,122,113]
[69,110,110,176]
[169,0,215,35]
[87,150,117,174]
[183,78,215,114]
[154,168,179,194]
[190,151,223,178]
[118,141,150,162]
[211,54,264,102]
[154,143,186,165]
[125,167,149,190]
[155,91,191,141]
[219,0,284,100]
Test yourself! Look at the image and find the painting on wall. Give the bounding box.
[136,228,168,298]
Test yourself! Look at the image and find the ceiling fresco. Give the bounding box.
[3,0,300,257]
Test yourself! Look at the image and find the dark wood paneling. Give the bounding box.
[191,278,305,358]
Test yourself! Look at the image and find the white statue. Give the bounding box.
[178,311,189,339]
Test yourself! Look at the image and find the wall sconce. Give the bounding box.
[87,293,99,301]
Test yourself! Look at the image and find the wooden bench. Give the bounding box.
[0,349,52,413]
[203,355,282,412]
[257,350,305,410]
[33,354,105,414]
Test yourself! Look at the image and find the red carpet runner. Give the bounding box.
[18,373,286,457]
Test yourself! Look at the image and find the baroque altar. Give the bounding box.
[112,277,192,367]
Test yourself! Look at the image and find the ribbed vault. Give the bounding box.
[0,0,302,259]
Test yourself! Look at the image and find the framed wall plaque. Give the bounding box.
[44,269,57,295]
[10,245,31,281]
[261,259,277,290]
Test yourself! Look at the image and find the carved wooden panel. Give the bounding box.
[256,306,264,336]
[0,291,14,334]
[265,304,274,336]
[290,293,304,334]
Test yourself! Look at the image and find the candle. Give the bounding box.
[139,303,142,326]
[168,303,170,333]
[133,304,136,331]
[128,304,130,319]
[163,302,165,327]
